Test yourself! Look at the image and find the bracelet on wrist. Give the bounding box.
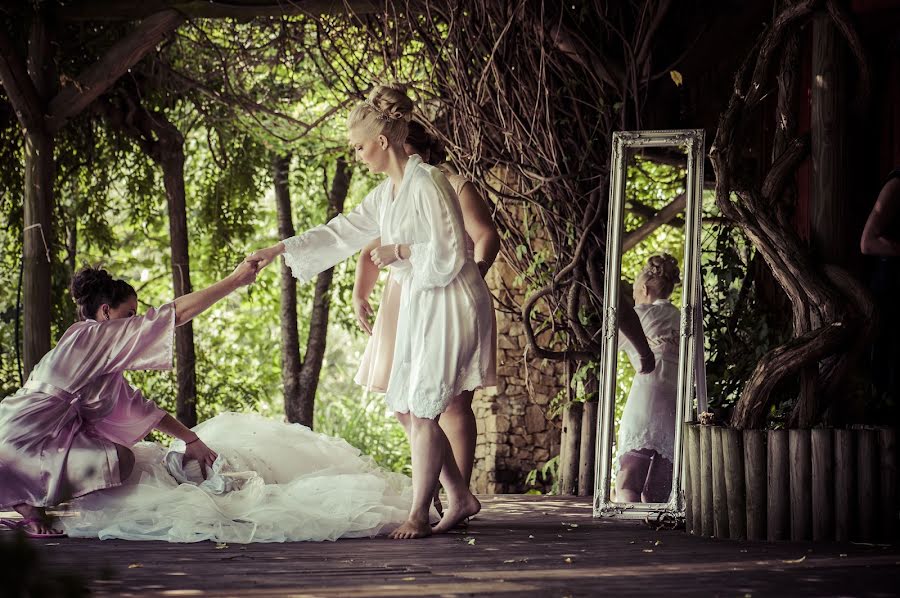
[185,436,200,445]
[393,244,403,261]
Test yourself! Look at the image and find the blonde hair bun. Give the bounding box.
[348,84,414,143]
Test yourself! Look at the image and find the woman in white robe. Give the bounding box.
[352,120,499,504]
[248,85,492,539]
[616,254,682,503]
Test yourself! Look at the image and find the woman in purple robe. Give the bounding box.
[0,261,258,537]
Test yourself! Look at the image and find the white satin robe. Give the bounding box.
[283,155,496,419]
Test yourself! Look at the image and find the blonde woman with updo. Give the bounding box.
[248,85,492,539]
[616,254,681,503]
[352,120,499,513]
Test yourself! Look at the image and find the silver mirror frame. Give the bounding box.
[593,129,706,519]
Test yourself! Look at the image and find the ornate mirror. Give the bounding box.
[594,129,706,519]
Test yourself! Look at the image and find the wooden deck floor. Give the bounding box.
[3,495,899,597]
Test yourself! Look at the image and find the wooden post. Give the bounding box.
[722,428,746,540]
[559,402,583,496]
[744,429,767,541]
[878,428,897,542]
[834,429,854,541]
[810,10,848,269]
[811,428,835,541]
[712,427,729,538]
[700,425,714,536]
[856,428,878,541]
[789,429,812,541]
[578,399,598,496]
[767,430,789,541]
[688,424,702,535]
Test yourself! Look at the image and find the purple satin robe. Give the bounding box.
[0,303,175,509]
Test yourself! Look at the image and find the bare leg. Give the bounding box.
[390,415,445,539]
[615,450,652,502]
[439,391,476,486]
[395,411,442,514]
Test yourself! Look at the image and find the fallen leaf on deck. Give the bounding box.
[563,557,573,564]
[216,543,228,549]
[127,563,142,569]
[643,549,654,553]
[528,534,534,539]
[839,554,847,558]
[402,577,416,581]
[466,537,476,545]
[782,556,806,563]
[654,540,662,546]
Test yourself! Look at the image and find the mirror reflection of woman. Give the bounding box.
[616,254,681,503]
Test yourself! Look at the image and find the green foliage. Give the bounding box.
[524,455,560,495]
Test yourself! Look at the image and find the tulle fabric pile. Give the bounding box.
[62,412,420,543]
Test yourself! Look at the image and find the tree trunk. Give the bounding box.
[810,10,848,267]
[22,13,55,377]
[158,144,198,428]
[292,158,352,428]
[272,154,303,424]
[97,93,199,426]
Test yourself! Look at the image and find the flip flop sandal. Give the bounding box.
[0,517,67,538]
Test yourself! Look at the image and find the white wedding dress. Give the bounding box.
[62,412,425,543]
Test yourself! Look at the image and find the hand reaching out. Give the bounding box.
[245,243,284,271]
[231,260,260,287]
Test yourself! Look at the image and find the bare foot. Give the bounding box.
[389,517,432,540]
[12,504,63,535]
[432,492,481,534]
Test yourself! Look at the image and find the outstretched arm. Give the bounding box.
[173,261,258,327]
[861,177,900,257]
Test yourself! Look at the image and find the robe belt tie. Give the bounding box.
[22,381,83,438]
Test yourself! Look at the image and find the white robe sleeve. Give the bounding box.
[282,186,382,283]
[406,168,467,291]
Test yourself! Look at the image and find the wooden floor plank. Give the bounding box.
[3,496,898,597]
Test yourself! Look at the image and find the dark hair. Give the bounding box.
[70,266,136,321]
[405,120,447,165]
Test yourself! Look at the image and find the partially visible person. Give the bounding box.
[860,169,900,413]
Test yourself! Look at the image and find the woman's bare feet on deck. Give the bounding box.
[389,516,433,540]
[432,492,481,534]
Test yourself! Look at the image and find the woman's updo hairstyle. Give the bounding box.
[641,253,680,299]
[71,266,136,321]
[347,84,415,144]
[405,120,447,165]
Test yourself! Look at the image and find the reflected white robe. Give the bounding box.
[283,155,496,418]
[617,300,681,462]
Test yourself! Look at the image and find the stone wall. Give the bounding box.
[471,258,567,494]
